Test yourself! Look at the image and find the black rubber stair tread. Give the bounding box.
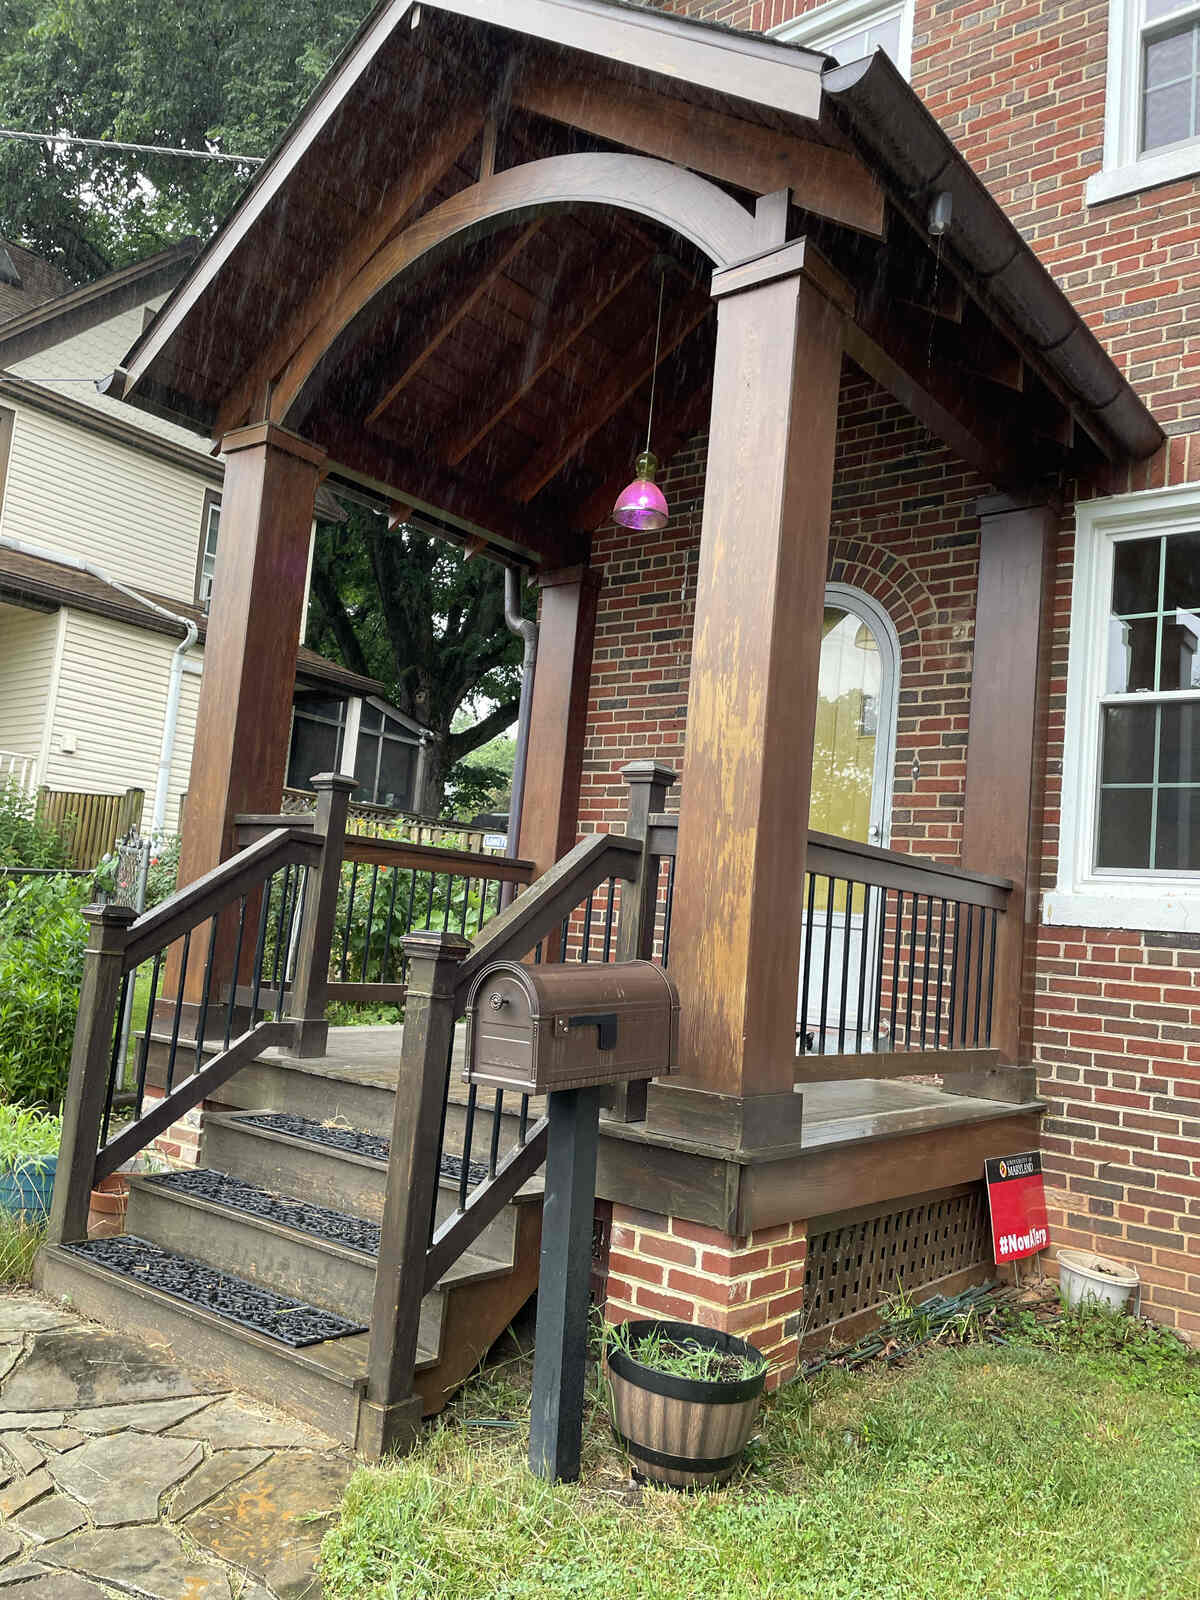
[63,1235,367,1348]
[138,1168,512,1285]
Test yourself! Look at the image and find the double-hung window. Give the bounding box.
[1089,0,1200,203]
[1049,487,1200,931]
[195,490,221,608]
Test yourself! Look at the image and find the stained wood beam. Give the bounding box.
[365,221,542,426]
[441,242,655,467]
[513,65,885,239]
[213,102,486,438]
[317,415,580,568]
[507,286,713,503]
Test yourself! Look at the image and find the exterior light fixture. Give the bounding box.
[613,265,670,531]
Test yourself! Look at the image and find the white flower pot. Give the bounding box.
[1056,1248,1140,1313]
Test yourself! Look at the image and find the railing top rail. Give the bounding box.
[342,834,534,883]
[121,825,321,971]
[805,829,1012,908]
[453,832,640,1000]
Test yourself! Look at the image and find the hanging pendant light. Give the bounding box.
[613,267,670,532]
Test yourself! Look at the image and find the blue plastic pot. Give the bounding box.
[0,1156,58,1221]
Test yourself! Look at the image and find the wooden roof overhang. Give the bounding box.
[106,0,1162,571]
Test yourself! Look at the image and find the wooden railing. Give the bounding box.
[281,786,503,854]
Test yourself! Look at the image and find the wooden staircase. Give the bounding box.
[40,1043,544,1444]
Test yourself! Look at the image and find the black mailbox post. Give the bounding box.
[464,959,679,1482]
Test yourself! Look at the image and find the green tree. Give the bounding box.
[307,506,526,817]
[0,0,370,280]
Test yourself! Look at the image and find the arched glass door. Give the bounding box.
[799,585,900,1049]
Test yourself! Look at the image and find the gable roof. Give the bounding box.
[0,241,73,326]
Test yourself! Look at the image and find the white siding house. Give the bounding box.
[0,241,415,841]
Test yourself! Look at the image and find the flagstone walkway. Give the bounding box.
[0,1291,355,1598]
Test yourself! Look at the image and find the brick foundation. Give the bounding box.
[139,1087,203,1167]
[604,1204,808,1386]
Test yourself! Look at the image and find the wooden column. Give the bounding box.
[648,240,847,1147]
[957,493,1057,1072]
[516,564,599,878]
[177,422,326,889]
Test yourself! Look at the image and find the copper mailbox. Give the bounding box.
[463,960,679,1095]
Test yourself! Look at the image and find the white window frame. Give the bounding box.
[1047,484,1200,932]
[771,0,914,79]
[1088,0,1200,205]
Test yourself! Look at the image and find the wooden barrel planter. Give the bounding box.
[606,1319,767,1489]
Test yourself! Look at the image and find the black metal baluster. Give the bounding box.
[581,889,595,963]
[855,883,871,1053]
[271,865,294,1000]
[602,878,616,962]
[248,876,273,1025]
[798,872,817,1052]
[459,1084,477,1210]
[837,877,853,1054]
[397,869,419,990]
[361,864,380,982]
[99,970,131,1147]
[959,903,974,1047]
[902,892,921,1051]
[919,894,934,1050]
[661,855,677,968]
[985,907,998,1045]
[193,914,219,1071]
[488,1090,504,1178]
[423,870,437,931]
[947,900,961,1048]
[441,873,454,932]
[519,1092,530,1144]
[378,866,401,982]
[459,877,472,936]
[560,913,570,959]
[888,890,903,1050]
[165,930,192,1094]
[430,1037,454,1244]
[818,876,836,1055]
[133,950,163,1118]
[339,860,358,980]
[973,903,986,1045]
[934,898,948,1050]
[871,888,888,1050]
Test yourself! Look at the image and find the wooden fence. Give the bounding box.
[37,787,144,869]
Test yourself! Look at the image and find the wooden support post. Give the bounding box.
[287,771,355,1058]
[602,760,678,1125]
[651,241,846,1147]
[529,1084,605,1483]
[952,493,1057,1086]
[517,565,600,882]
[359,930,470,1459]
[46,904,136,1246]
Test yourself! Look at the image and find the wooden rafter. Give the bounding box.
[506,284,713,503]
[513,64,885,239]
[212,103,487,439]
[364,220,543,426]
[440,241,655,467]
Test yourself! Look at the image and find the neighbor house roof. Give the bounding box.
[0,240,73,326]
[0,546,380,698]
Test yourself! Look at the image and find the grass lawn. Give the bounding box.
[321,1306,1200,1600]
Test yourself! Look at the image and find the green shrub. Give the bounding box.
[0,782,73,869]
[0,1102,62,1169]
[0,1212,46,1286]
[145,832,182,908]
[0,874,90,1109]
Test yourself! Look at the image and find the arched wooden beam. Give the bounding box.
[269,152,759,427]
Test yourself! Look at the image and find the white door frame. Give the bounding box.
[822,581,901,847]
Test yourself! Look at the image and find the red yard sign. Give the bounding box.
[985,1151,1048,1263]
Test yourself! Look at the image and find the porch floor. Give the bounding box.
[265,1027,1040,1153]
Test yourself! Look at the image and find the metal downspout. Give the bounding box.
[0,534,199,831]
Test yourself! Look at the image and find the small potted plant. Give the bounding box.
[605,1318,767,1489]
[0,1104,62,1221]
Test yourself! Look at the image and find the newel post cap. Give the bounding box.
[309,771,358,793]
[620,759,680,790]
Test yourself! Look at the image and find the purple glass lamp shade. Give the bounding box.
[612,450,669,531]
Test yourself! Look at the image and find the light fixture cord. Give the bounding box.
[645,267,665,457]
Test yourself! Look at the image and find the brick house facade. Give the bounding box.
[581,0,1200,1342]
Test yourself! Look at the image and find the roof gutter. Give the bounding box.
[822,52,1163,463]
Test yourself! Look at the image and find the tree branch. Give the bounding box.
[446,697,522,764]
[308,563,371,679]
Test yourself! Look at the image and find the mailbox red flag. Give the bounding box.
[985,1151,1048,1264]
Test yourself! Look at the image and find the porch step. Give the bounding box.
[37,1242,375,1445]
[201,1109,542,1262]
[125,1168,508,1332]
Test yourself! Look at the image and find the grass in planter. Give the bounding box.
[320,1309,1200,1600]
[605,1321,765,1383]
[0,1211,46,1285]
[0,1103,62,1170]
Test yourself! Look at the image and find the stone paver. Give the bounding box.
[71,1394,215,1435]
[48,1432,204,1526]
[40,1526,233,1600]
[171,1448,271,1520]
[1,1327,217,1411]
[10,1491,86,1542]
[0,1294,354,1599]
